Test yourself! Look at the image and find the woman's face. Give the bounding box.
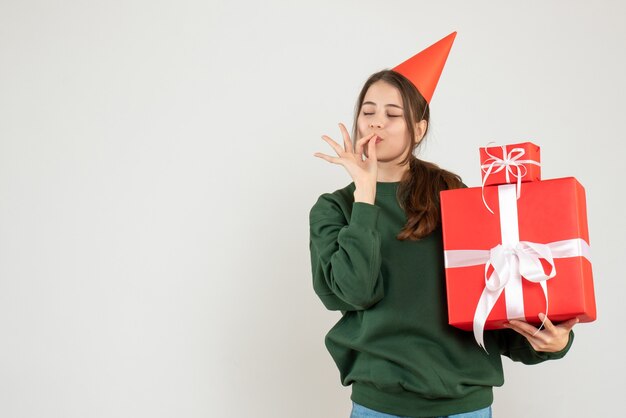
[356,80,411,163]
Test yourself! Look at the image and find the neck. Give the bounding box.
[376,160,410,182]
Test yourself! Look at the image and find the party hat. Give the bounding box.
[392,31,457,104]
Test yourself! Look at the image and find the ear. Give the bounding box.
[414,119,428,143]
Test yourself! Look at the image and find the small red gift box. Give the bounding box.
[480,142,541,187]
[440,177,595,347]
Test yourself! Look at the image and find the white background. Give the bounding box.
[1,1,624,417]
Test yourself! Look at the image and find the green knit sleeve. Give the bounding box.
[493,328,575,364]
[309,194,385,311]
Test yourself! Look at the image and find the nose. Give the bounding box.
[369,121,383,128]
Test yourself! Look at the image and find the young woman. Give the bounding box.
[309,67,577,418]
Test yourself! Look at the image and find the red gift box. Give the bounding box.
[480,142,541,187]
[440,177,595,347]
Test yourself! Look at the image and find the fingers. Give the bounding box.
[313,152,341,164]
[505,319,539,339]
[530,313,579,333]
[321,123,366,157]
[355,133,376,157]
[315,127,377,168]
[367,132,377,161]
[538,313,556,332]
[505,315,577,353]
[320,135,345,157]
[338,123,354,154]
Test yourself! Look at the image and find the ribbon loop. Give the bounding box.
[446,239,591,350]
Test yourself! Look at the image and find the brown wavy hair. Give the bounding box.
[352,70,463,240]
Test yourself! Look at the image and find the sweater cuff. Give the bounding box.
[351,202,380,228]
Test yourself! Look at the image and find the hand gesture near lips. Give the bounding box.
[314,123,379,187]
[504,313,579,352]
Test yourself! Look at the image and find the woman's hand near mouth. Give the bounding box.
[314,122,378,203]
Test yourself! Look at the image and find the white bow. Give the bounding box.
[480,144,541,214]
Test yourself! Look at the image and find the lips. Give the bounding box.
[374,135,383,143]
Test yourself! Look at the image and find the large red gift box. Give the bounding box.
[480,142,541,187]
[440,177,596,338]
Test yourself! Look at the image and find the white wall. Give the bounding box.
[0,0,623,417]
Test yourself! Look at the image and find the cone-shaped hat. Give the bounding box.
[392,31,457,104]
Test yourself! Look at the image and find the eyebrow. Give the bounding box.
[362,101,403,110]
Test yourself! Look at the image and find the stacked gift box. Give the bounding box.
[440,142,596,348]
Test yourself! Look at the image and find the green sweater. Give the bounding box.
[309,181,573,417]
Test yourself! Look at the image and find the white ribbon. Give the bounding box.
[481,144,541,214]
[443,184,592,351]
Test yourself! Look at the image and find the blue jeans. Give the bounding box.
[350,401,492,418]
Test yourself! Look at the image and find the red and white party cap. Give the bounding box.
[392,31,457,104]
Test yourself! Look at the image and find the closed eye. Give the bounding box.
[363,112,402,117]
